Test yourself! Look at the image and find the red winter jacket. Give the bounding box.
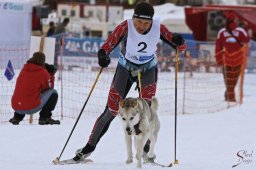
[11,63,55,110]
[215,27,249,66]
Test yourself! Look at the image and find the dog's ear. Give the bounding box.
[136,99,144,111]
[119,99,124,108]
[131,99,137,108]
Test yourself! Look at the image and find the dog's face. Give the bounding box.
[119,98,142,135]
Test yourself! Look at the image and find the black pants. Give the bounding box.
[39,92,58,118]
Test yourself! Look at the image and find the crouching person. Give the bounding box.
[9,52,60,125]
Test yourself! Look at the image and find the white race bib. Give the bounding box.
[125,19,160,64]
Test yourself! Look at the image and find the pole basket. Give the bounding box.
[52,157,60,165]
[174,160,179,164]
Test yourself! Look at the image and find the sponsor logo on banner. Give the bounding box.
[59,37,119,71]
[0,2,23,11]
[63,37,119,58]
[64,39,104,54]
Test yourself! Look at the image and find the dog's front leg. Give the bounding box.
[148,137,156,159]
[135,135,147,168]
[125,133,133,164]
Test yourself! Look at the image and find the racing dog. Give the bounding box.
[119,97,160,168]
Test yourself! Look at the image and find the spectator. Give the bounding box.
[9,52,60,125]
[54,18,70,35]
[82,25,90,38]
[253,32,256,41]
[47,21,55,37]
[184,50,193,77]
[215,13,249,102]
[53,18,69,67]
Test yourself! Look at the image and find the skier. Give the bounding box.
[69,1,186,163]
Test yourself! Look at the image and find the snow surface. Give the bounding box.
[0,74,256,170]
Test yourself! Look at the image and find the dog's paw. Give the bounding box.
[137,162,142,168]
[126,159,133,164]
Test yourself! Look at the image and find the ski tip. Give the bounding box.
[168,163,173,167]
[52,157,60,165]
[85,159,93,163]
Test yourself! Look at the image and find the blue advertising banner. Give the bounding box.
[62,37,120,58]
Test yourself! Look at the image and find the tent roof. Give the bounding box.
[185,5,256,41]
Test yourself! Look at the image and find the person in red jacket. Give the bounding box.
[9,52,60,125]
[215,14,249,102]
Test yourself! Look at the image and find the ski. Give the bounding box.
[144,159,172,168]
[53,158,93,165]
[150,162,172,168]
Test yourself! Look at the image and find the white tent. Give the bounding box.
[123,3,192,33]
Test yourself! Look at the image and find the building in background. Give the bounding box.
[40,0,256,39]
[44,2,192,38]
[55,3,123,38]
[43,0,256,10]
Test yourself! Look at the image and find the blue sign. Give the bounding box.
[4,60,15,81]
[61,37,120,58]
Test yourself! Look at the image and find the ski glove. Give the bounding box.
[172,33,185,46]
[98,49,111,68]
[45,63,57,74]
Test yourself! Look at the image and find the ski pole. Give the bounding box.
[174,47,179,165]
[163,47,179,168]
[53,67,103,164]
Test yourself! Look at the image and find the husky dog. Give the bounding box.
[119,97,160,168]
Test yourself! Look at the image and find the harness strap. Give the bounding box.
[137,70,142,97]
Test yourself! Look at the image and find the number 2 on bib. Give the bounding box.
[137,42,147,53]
